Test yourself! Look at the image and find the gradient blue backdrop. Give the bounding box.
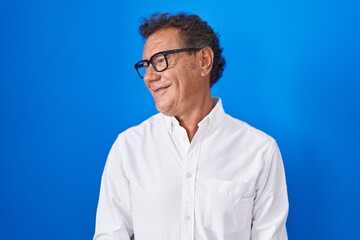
[1,0,359,239]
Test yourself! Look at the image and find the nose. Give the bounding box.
[143,64,160,82]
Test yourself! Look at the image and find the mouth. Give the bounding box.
[153,85,170,94]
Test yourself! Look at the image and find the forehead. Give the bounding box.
[143,27,183,59]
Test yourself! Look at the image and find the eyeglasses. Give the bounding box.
[134,48,201,79]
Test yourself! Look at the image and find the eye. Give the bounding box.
[153,55,166,65]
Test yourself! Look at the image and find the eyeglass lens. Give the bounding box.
[137,53,168,78]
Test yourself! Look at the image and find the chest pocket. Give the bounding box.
[204,179,255,234]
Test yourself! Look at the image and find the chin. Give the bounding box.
[157,107,170,115]
[160,111,173,116]
[155,100,167,111]
[154,98,177,116]
[156,106,173,116]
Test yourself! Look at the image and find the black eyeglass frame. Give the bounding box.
[134,47,202,79]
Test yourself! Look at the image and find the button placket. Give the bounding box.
[180,126,204,240]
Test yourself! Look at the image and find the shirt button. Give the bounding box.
[185,215,191,221]
[186,173,192,179]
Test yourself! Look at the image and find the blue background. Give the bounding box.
[1,0,359,239]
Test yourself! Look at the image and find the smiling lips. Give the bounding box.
[153,85,170,94]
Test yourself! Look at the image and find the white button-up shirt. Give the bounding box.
[94,98,288,240]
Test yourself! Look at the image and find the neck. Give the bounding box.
[176,95,214,142]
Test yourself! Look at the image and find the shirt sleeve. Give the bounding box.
[251,140,289,240]
[93,137,134,240]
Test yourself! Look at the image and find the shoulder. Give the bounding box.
[220,114,281,171]
[223,113,276,147]
[114,113,164,144]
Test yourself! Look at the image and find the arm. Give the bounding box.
[93,137,134,240]
[251,140,289,240]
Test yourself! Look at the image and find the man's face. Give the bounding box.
[142,27,204,117]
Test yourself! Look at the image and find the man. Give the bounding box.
[94,12,288,240]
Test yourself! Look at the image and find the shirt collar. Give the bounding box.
[163,97,226,133]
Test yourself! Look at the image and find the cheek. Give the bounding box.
[173,71,188,91]
[180,67,199,89]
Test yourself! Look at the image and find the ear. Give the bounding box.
[199,47,214,77]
